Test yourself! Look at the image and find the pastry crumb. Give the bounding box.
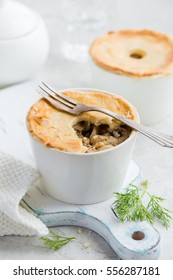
[82,242,90,250]
[77,228,83,234]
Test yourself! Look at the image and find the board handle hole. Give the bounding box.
[132,231,145,240]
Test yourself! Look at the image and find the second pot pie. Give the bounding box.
[90,29,173,77]
[27,90,138,153]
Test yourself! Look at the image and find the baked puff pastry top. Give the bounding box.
[27,90,138,153]
[90,29,173,77]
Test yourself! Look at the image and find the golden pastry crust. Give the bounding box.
[27,91,138,153]
[90,29,173,77]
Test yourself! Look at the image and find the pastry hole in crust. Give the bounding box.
[129,49,146,59]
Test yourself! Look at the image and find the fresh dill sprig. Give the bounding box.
[40,230,75,250]
[113,182,172,228]
[147,195,172,229]
[113,185,154,224]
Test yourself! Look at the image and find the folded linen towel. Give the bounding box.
[0,151,49,236]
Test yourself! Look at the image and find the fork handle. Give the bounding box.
[90,107,173,148]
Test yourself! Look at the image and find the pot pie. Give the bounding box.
[27,91,138,153]
[90,29,173,77]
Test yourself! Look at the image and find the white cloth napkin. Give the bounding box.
[0,151,49,236]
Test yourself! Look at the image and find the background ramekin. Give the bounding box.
[27,88,139,205]
[89,62,173,125]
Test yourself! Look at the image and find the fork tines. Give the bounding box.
[37,82,78,114]
[41,82,77,106]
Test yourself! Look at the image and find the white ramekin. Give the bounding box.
[27,88,139,205]
[90,62,173,125]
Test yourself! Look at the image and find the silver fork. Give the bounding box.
[37,82,173,148]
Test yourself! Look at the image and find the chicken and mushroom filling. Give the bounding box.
[73,121,132,152]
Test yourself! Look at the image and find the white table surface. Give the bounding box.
[0,0,173,260]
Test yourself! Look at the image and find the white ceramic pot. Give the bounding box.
[0,0,49,87]
[90,60,173,125]
[27,88,139,205]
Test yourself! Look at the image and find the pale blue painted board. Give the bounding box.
[21,161,160,260]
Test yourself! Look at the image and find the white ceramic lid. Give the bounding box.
[0,0,39,39]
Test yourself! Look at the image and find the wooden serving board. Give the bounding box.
[21,161,160,260]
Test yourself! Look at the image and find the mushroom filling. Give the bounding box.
[73,121,132,152]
